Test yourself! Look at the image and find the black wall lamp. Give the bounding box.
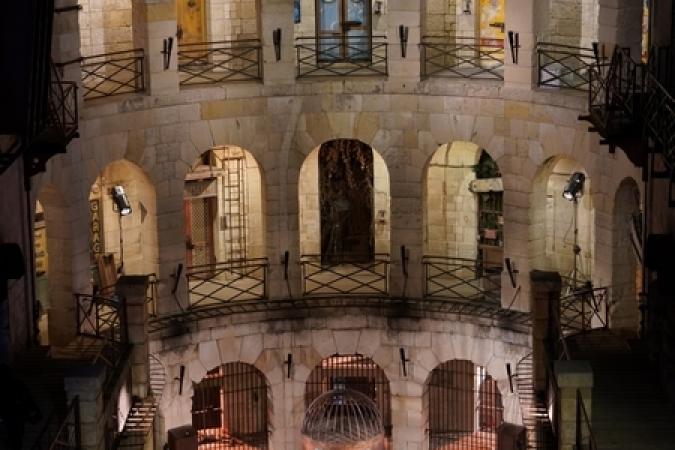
[284,353,293,378]
[399,25,409,58]
[176,365,185,395]
[162,37,174,70]
[399,348,410,377]
[273,28,282,62]
[504,257,518,289]
[506,363,514,393]
[508,31,520,64]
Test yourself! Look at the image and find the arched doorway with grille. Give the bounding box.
[191,362,271,450]
[304,354,392,447]
[424,359,504,450]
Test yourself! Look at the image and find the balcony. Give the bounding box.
[422,256,501,304]
[537,42,600,91]
[300,254,390,297]
[420,36,504,80]
[295,35,388,78]
[80,49,145,100]
[178,39,262,86]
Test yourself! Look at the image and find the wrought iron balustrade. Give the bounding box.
[30,396,81,450]
[80,48,145,100]
[300,254,389,297]
[537,42,601,90]
[48,61,78,141]
[146,273,158,318]
[76,292,125,344]
[423,256,502,303]
[575,389,598,450]
[178,39,262,85]
[558,283,609,334]
[295,36,388,78]
[186,258,268,309]
[420,36,504,80]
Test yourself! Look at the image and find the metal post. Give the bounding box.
[118,213,124,275]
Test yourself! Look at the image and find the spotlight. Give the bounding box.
[111,185,132,216]
[562,172,585,201]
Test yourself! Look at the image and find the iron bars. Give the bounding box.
[420,36,504,80]
[186,258,268,309]
[75,292,126,344]
[48,61,78,141]
[423,256,502,304]
[575,389,598,450]
[178,39,262,86]
[146,273,158,318]
[81,48,145,100]
[558,283,609,334]
[30,396,81,450]
[300,254,390,297]
[295,36,388,78]
[537,42,600,91]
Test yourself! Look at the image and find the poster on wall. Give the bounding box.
[294,0,301,24]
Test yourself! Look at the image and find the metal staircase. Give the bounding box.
[116,353,166,449]
[513,353,556,450]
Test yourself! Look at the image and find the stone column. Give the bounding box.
[64,365,107,450]
[554,360,594,450]
[260,0,295,85]
[530,270,562,392]
[387,0,422,84]
[117,275,150,399]
[132,0,179,96]
[598,0,643,57]
[504,0,536,90]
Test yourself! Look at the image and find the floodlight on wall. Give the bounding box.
[112,185,132,216]
[562,172,586,201]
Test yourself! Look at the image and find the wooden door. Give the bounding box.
[479,0,505,45]
[184,197,216,267]
[177,0,206,44]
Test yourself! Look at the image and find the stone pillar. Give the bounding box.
[132,0,179,96]
[530,270,562,392]
[64,365,107,450]
[598,0,643,57]
[554,360,594,450]
[504,0,536,90]
[117,275,150,399]
[387,0,422,84]
[260,0,295,85]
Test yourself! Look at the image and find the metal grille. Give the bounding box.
[423,256,502,304]
[190,198,212,267]
[178,40,262,86]
[421,36,505,80]
[425,360,504,450]
[537,42,600,91]
[80,49,145,100]
[192,362,270,450]
[295,36,388,78]
[305,355,392,439]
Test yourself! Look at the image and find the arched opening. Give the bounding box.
[421,0,506,78]
[33,200,49,345]
[298,139,390,296]
[184,146,266,308]
[424,360,504,450]
[305,354,392,445]
[192,362,270,450]
[611,178,642,335]
[530,156,594,290]
[423,142,503,303]
[88,160,158,291]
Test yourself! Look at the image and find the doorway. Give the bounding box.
[316,0,371,61]
[177,0,206,44]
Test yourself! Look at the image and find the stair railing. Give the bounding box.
[30,395,81,450]
[575,389,598,450]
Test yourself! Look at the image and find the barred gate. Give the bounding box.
[192,362,270,450]
[425,360,504,450]
[305,355,392,439]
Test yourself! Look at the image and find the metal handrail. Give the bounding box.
[422,255,502,303]
[30,395,81,450]
[537,42,602,90]
[178,39,262,85]
[146,273,158,318]
[295,35,388,78]
[300,253,390,297]
[420,35,504,80]
[576,389,598,450]
[186,257,268,308]
[75,293,126,344]
[81,48,145,100]
[48,61,78,141]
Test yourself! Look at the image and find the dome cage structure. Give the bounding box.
[301,388,385,450]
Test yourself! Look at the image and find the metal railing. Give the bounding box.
[300,254,389,297]
[537,42,600,91]
[178,39,262,85]
[75,293,126,344]
[295,36,388,78]
[186,258,268,308]
[48,61,78,141]
[81,49,145,100]
[559,282,609,334]
[30,396,81,450]
[420,36,504,80]
[575,389,598,450]
[422,256,501,303]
